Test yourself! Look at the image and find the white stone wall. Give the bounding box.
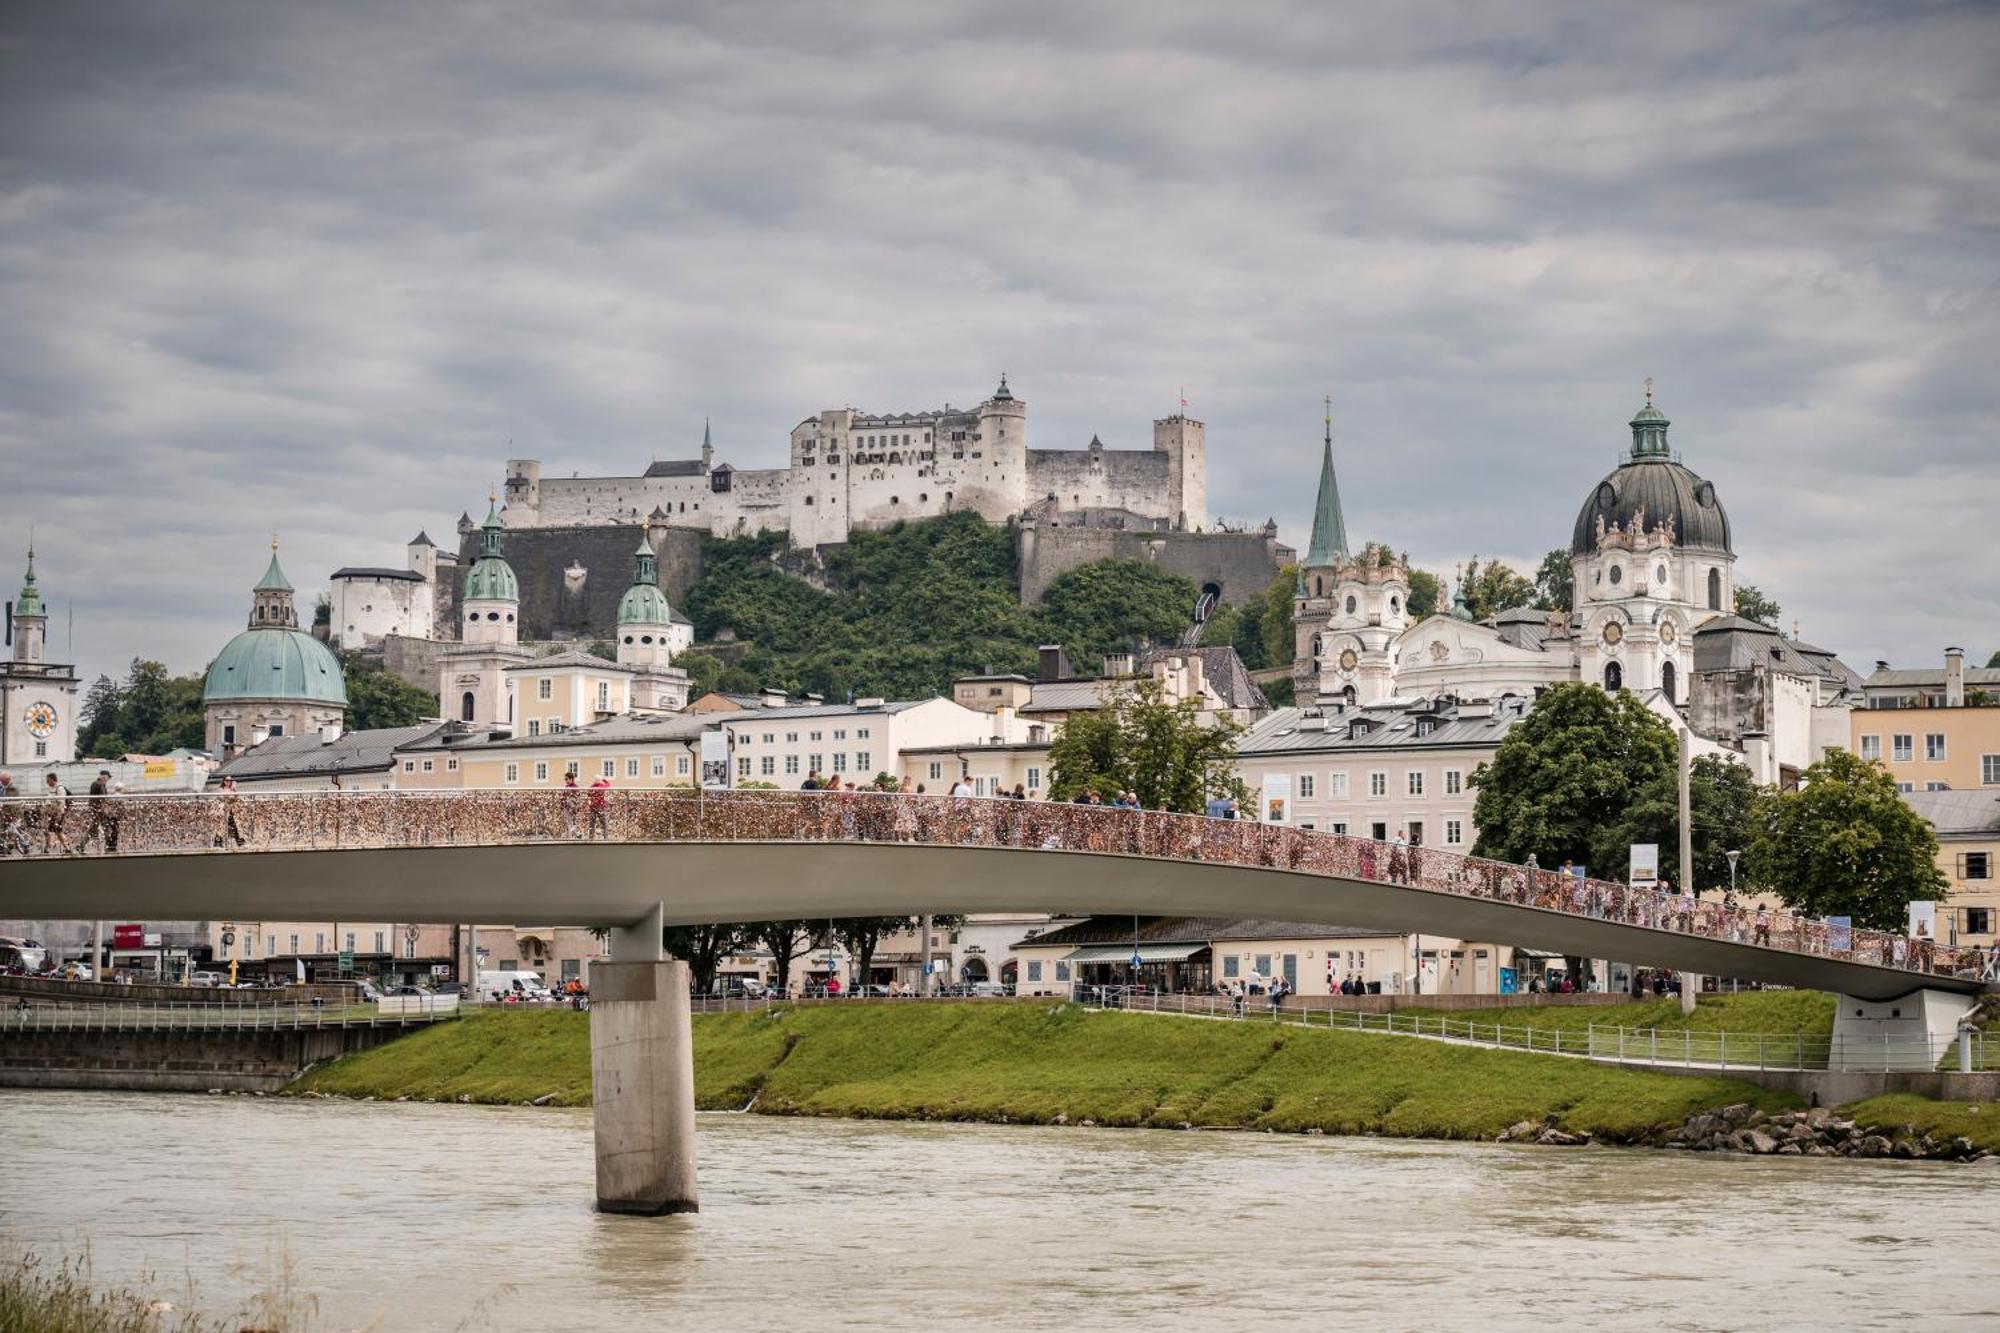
[331,574,433,652]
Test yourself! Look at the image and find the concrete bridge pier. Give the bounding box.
[590,903,698,1215]
[1832,989,1979,1072]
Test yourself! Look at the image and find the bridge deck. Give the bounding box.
[2,790,1987,1002]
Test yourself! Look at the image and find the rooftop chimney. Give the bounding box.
[760,687,787,708]
[1037,645,1072,683]
[1946,646,1966,708]
[1102,653,1135,678]
[319,723,342,745]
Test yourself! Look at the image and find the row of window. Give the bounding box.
[1023,960,1071,983]
[740,753,873,778]
[251,930,408,957]
[502,754,694,784]
[1293,769,1465,800]
[1294,817,1466,847]
[1859,733,1964,764]
[400,757,460,774]
[739,728,870,745]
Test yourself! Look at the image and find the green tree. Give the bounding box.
[1456,556,1536,622]
[1734,583,1780,627]
[1046,677,1245,813]
[79,659,206,757]
[1745,749,1946,930]
[1036,559,1196,665]
[832,916,910,991]
[342,660,438,730]
[1258,564,1299,668]
[1469,683,1678,868]
[662,923,747,995]
[1407,568,1441,620]
[750,920,812,994]
[77,674,125,757]
[1532,549,1573,612]
[1600,753,1762,893]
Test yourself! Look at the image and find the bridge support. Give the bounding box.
[590,904,697,1215]
[1832,990,1978,1072]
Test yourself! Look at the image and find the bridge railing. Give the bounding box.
[1077,987,1996,1072]
[2,787,1990,986]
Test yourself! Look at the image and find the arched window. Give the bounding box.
[1342,684,1357,707]
[1345,595,1357,614]
[1660,660,1677,704]
[1314,575,1324,597]
[1707,568,1722,611]
[460,691,475,722]
[1604,661,1624,692]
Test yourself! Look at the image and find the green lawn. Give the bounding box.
[1434,991,1836,1037]
[291,1002,1801,1143]
[1841,1094,2000,1154]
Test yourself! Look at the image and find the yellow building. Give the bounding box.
[450,712,708,790]
[1905,790,2000,952]
[1856,648,2000,793]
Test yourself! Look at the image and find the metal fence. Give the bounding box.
[1075,987,1994,1073]
[2,996,462,1033]
[4,786,1992,986]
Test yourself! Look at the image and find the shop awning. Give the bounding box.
[1063,942,1206,964]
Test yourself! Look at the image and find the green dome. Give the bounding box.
[203,627,349,706]
[617,582,673,625]
[464,556,519,603]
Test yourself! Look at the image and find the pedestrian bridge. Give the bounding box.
[5,789,1987,1214]
[0,789,1982,1002]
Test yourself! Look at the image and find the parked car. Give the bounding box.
[969,981,1010,998]
[187,971,225,988]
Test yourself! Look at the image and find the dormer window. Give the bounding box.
[1415,718,1437,738]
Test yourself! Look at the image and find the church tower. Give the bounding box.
[438,497,533,727]
[616,523,691,713]
[1,544,79,765]
[1293,399,1407,705]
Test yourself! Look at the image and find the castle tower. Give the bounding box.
[503,458,542,526]
[1,544,79,765]
[1153,411,1207,531]
[1292,398,1407,704]
[701,418,714,473]
[975,374,1029,517]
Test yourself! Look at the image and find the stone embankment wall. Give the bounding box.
[1016,524,1286,606]
[0,1024,415,1093]
[0,975,360,1007]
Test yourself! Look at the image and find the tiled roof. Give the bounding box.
[214,723,446,781]
[330,566,427,583]
[504,650,635,673]
[1142,646,1268,712]
[1904,790,2000,837]
[1237,702,1523,756]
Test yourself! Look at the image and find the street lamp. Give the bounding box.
[1726,850,1740,896]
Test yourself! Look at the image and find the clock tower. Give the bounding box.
[2,545,79,766]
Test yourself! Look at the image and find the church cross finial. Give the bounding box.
[1324,393,1332,445]
[271,530,278,552]
[1644,376,1654,407]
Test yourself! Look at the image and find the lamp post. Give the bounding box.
[1726,851,1741,993]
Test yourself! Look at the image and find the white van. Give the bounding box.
[477,969,550,1001]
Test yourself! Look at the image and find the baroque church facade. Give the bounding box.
[1292,388,1856,787]
[1,547,79,766]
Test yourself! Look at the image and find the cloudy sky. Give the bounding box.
[2,0,1995,688]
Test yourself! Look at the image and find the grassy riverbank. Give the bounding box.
[1436,990,1835,1036]
[291,1002,1811,1144]
[0,1255,266,1333]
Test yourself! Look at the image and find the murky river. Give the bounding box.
[3,1092,1996,1331]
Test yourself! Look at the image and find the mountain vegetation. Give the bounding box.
[683,512,1226,700]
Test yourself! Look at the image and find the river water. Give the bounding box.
[3,1092,1995,1331]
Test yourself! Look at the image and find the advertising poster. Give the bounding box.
[1628,843,1659,887]
[1261,774,1290,824]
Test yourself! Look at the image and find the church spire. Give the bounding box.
[702,417,714,471]
[15,542,44,620]
[1629,377,1671,460]
[1303,394,1350,568]
[248,535,298,629]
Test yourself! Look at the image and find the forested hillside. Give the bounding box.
[681,512,1287,701]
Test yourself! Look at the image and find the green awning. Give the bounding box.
[1063,942,1207,964]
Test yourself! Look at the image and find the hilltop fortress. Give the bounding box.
[502,376,1209,545]
[330,377,1288,670]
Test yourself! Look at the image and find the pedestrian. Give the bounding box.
[950,772,973,798]
[1230,978,1244,1016]
[1388,832,1409,886]
[40,772,73,854]
[588,775,612,840]
[1752,902,1771,947]
[1268,974,1285,1016]
[0,773,27,856]
[82,770,119,853]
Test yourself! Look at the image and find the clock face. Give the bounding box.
[24,702,58,738]
[1602,622,1624,645]
[1660,621,1678,644]
[1338,648,1359,672]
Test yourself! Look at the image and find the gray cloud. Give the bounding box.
[2,0,1996,688]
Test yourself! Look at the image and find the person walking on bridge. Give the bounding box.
[39,772,73,854]
[588,775,612,840]
[81,770,119,853]
[562,770,583,839]
[0,773,30,856]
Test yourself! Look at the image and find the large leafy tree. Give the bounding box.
[1746,749,1946,929]
[1600,753,1762,893]
[749,920,812,993]
[342,660,438,730]
[1532,548,1573,612]
[662,923,747,995]
[1046,677,1244,812]
[1036,559,1196,665]
[1197,565,1299,673]
[1734,583,1781,627]
[1470,684,1678,870]
[78,658,206,757]
[1455,556,1537,622]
